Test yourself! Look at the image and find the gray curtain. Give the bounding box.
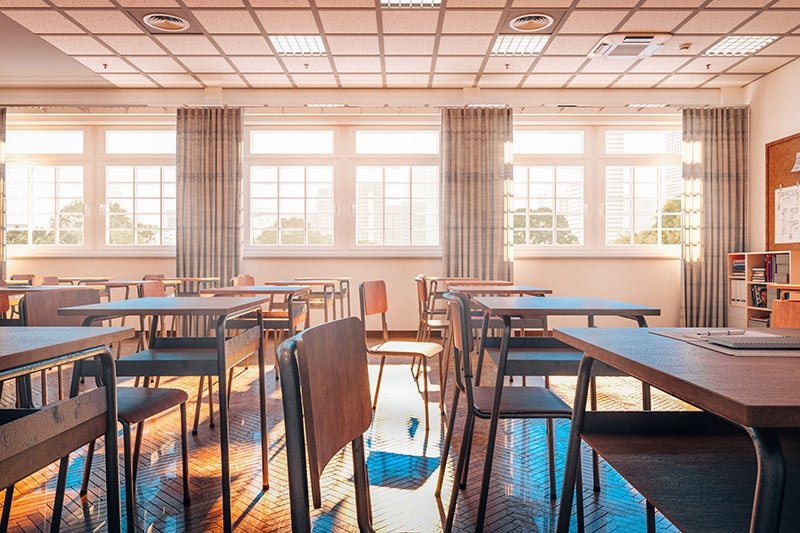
[176,107,242,290]
[0,108,5,282]
[441,107,513,281]
[681,107,748,327]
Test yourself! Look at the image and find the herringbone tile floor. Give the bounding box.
[0,333,686,532]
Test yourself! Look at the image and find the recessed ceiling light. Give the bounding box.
[491,35,549,56]
[142,13,190,33]
[509,14,554,33]
[381,0,441,7]
[305,103,346,108]
[704,35,778,57]
[269,35,326,56]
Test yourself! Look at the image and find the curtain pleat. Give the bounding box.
[441,107,513,281]
[176,107,242,291]
[681,107,748,327]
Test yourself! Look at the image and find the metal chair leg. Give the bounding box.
[180,403,191,504]
[1,483,14,532]
[435,387,460,497]
[372,356,386,410]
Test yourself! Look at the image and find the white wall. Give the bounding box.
[746,58,800,251]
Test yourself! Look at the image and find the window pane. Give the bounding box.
[106,131,176,154]
[606,131,682,154]
[355,165,438,246]
[251,131,334,154]
[6,131,83,154]
[514,131,583,154]
[512,166,583,246]
[355,131,439,154]
[105,165,176,246]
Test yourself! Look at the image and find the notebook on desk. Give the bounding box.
[707,335,800,350]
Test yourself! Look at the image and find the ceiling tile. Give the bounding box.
[385,74,430,86]
[338,73,383,86]
[611,73,667,87]
[736,10,800,34]
[326,36,380,55]
[0,1,49,6]
[192,10,261,33]
[282,56,333,73]
[290,73,338,87]
[620,10,693,33]
[579,57,636,73]
[212,35,271,55]
[521,73,571,87]
[196,73,247,86]
[435,56,485,72]
[567,73,619,86]
[477,73,523,87]
[558,10,628,34]
[653,35,720,56]
[52,0,114,6]
[702,73,761,86]
[533,56,587,72]
[2,9,83,33]
[148,73,202,87]
[182,0,246,6]
[73,56,136,73]
[484,56,535,73]
[316,0,373,6]
[437,35,493,55]
[242,73,293,86]
[334,56,382,72]
[384,56,432,72]
[383,35,435,55]
[758,35,800,55]
[177,56,234,72]
[41,35,112,54]
[96,35,165,55]
[774,0,800,6]
[544,35,602,55]
[431,73,477,86]
[727,56,793,73]
[248,0,308,6]
[676,10,756,34]
[115,0,181,6]
[155,35,219,55]
[706,0,770,6]
[656,73,713,86]
[229,55,283,72]
[100,73,157,87]
[576,0,638,5]
[318,10,377,33]
[641,0,704,5]
[512,0,572,6]
[629,56,691,73]
[450,0,506,6]
[381,10,440,34]
[441,10,502,34]
[127,56,186,72]
[253,10,320,33]
[681,56,742,73]
[65,9,144,34]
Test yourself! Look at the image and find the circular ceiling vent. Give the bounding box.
[509,13,554,33]
[142,13,190,32]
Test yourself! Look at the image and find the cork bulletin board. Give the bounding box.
[766,132,800,251]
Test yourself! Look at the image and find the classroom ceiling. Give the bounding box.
[1,0,799,93]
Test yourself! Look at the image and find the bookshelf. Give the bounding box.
[727,250,800,328]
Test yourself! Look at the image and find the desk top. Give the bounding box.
[201,285,311,296]
[450,285,552,296]
[159,276,219,283]
[0,286,91,295]
[264,279,337,287]
[58,276,113,284]
[472,296,660,318]
[554,327,800,428]
[0,326,133,373]
[58,296,269,317]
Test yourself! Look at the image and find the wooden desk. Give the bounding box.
[554,327,800,533]
[57,276,113,285]
[0,326,132,532]
[201,285,311,335]
[59,296,267,533]
[159,276,219,296]
[468,296,660,530]
[449,284,552,296]
[264,279,338,323]
[295,276,352,317]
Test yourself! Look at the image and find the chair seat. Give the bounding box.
[117,387,188,425]
[263,310,289,318]
[472,385,572,418]
[368,340,443,358]
[425,318,449,329]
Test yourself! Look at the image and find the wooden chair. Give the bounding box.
[232,273,256,287]
[436,291,577,533]
[18,288,190,532]
[359,279,443,431]
[40,276,60,286]
[277,316,374,532]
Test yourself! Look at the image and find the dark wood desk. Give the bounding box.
[57,276,113,285]
[59,296,267,533]
[554,327,800,533]
[0,326,133,532]
[448,284,552,296]
[468,296,660,530]
[264,279,338,324]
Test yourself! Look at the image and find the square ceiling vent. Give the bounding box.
[589,33,672,60]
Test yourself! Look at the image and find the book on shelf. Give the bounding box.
[751,284,768,307]
[748,316,770,328]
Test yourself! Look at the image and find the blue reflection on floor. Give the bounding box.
[366,451,439,489]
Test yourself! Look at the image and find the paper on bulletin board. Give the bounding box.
[775,183,800,243]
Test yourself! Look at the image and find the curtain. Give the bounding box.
[441,107,513,281]
[176,107,242,291]
[681,107,748,327]
[0,108,5,282]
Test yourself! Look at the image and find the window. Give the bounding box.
[250,166,334,245]
[513,166,583,245]
[514,131,583,154]
[106,131,176,154]
[251,130,334,154]
[355,131,439,154]
[106,166,176,245]
[6,130,83,154]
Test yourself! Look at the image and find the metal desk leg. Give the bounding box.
[746,427,785,533]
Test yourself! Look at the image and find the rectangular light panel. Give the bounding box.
[269,35,327,56]
[704,35,778,57]
[491,35,549,56]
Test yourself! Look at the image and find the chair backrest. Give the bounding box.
[277,316,373,530]
[11,274,36,284]
[359,280,389,341]
[40,276,60,286]
[414,275,429,320]
[0,280,9,315]
[21,288,100,327]
[142,273,165,280]
[139,279,166,297]
[444,291,474,398]
[232,274,256,286]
